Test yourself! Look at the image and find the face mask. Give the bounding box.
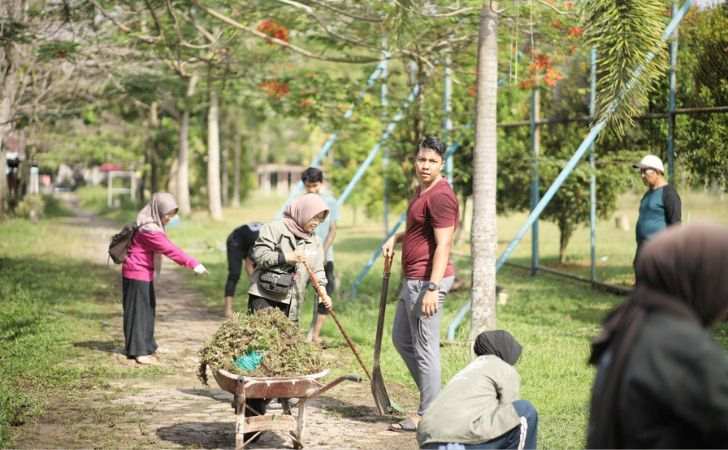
[167,215,181,229]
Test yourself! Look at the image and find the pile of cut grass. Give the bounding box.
[197,309,323,384]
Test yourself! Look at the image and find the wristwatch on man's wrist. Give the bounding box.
[426,281,439,292]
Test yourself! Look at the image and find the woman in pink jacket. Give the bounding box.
[122,193,207,365]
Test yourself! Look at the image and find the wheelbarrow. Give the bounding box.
[213,368,361,449]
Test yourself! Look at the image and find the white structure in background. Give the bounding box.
[56,163,74,189]
[696,0,725,8]
[83,166,105,186]
[107,170,138,207]
[29,165,39,194]
[255,164,305,194]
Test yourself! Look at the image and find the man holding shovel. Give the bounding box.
[383,136,459,432]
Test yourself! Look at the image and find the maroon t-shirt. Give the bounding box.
[402,178,459,280]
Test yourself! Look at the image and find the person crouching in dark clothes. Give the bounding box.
[224,222,262,318]
[417,330,538,450]
[587,223,728,449]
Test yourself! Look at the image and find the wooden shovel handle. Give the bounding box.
[300,258,372,381]
[383,247,394,274]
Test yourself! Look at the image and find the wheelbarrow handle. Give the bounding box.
[300,374,362,405]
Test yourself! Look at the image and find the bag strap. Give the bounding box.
[272,230,297,273]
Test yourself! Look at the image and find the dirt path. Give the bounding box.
[11,196,418,450]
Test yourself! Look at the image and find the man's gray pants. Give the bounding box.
[392,276,454,416]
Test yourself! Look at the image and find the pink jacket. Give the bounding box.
[122,231,199,282]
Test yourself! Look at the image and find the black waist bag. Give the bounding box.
[258,266,296,296]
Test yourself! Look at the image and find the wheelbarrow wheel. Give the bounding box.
[243,399,268,444]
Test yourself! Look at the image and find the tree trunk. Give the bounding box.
[558,219,573,264]
[470,2,499,340]
[407,59,425,146]
[177,74,197,216]
[148,102,160,194]
[232,126,241,208]
[221,136,229,207]
[0,3,20,216]
[167,157,179,196]
[454,194,468,246]
[207,87,223,221]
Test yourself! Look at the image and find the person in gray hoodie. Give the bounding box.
[417,330,538,450]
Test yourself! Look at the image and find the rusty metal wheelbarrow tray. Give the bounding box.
[213,368,360,449]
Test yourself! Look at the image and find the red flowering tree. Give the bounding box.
[256,19,289,43]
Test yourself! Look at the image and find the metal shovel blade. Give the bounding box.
[371,366,393,415]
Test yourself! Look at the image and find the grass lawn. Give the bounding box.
[160,187,728,448]
[3,186,727,449]
[0,199,169,447]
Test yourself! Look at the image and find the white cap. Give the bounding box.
[632,154,664,173]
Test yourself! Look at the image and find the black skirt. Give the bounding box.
[122,277,157,357]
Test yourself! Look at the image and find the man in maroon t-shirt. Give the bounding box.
[383,136,459,432]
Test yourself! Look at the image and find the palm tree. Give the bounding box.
[470,1,499,340]
[177,74,198,216]
[207,83,224,221]
[469,0,673,338]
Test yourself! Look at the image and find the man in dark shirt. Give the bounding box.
[224,222,263,318]
[632,154,681,269]
[383,136,459,432]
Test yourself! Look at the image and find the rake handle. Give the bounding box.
[300,259,372,381]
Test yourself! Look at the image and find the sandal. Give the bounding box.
[388,417,419,432]
[135,355,160,365]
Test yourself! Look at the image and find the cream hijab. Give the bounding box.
[283,193,329,239]
[136,192,178,232]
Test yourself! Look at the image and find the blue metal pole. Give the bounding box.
[448,123,606,340]
[444,46,454,185]
[352,212,406,298]
[667,0,679,184]
[350,143,462,298]
[336,84,421,210]
[446,0,694,341]
[277,61,386,217]
[589,48,598,284]
[382,45,390,232]
[529,88,540,276]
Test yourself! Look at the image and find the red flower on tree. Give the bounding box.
[520,52,563,89]
[533,54,552,70]
[259,80,290,98]
[257,19,289,43]
[568,26,583,38]
[543,67,564,87]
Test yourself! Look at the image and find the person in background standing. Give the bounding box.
[632,154,681,268]
[300,167,338,343]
